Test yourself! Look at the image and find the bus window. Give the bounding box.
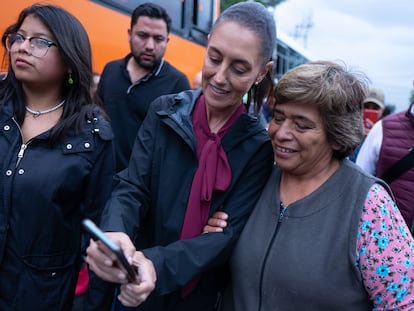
[191,0,214,45]
[194,0,213,33]
[98,0,215,46]
[98,0,184,34]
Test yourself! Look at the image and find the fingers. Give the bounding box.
[203,224,224,233]
[214,211,229,220]
[117,273,155,307]
[105,232,136,259]
[117,251,156,307]
[132,251,156,289]
[203,211,229,233]
[208,217,228,227]
[118,283,149,307]
[85,238,131,284]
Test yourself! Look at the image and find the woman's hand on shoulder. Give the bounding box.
[203,211,229,233]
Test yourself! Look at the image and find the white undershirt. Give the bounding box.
[355,120,384,175]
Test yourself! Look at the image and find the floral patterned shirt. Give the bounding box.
[357,183,414,310]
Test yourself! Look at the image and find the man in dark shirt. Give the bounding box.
[96,2,190,171]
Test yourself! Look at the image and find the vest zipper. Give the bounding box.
[278,203,287,228]
[257,201,287,311]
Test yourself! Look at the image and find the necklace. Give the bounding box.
[26,100,65,118]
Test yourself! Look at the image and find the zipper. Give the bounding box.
[12,117,31,168]
[257,201,287,311]
[16,143,28,167]
[278,203,287,227]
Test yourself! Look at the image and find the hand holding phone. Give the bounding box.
[82,219,138,282]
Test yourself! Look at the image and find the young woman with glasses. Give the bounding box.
[0,4,115,310]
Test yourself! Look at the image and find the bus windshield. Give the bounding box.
[96,0,216,46]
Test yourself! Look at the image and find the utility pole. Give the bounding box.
[293,14,313,48]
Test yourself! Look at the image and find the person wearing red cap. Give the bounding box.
[349,86,387,162]
[356,96,414,232]
[362,87,386,134]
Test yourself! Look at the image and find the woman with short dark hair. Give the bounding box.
[206,61,414,310]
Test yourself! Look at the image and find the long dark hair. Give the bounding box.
[0,3,100,143]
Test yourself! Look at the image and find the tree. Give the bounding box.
[220,0,287,12]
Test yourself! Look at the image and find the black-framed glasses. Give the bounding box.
[5,32,57,58]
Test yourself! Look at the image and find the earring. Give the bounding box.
[68,73,74,85]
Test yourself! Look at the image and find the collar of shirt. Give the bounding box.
[124,54,165,94]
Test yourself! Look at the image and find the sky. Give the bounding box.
[272,0,414,112]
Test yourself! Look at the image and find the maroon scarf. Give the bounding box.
[180,95,245,297]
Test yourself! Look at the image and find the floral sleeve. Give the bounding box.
[357,183,414,310]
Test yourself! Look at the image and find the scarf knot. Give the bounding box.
[179,95,245,298]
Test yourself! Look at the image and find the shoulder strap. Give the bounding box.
[380,148,414,184]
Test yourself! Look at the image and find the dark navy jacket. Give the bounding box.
[0,100,115,310]
[99,89,274,310]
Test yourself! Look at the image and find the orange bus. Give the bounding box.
[0,0,220,83]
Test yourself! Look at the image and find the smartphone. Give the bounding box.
[82,219,138,282]
[363,109,380,129]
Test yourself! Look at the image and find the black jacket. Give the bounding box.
[99,89,274,310]
[0,100,115,310]
[97,55,190,172]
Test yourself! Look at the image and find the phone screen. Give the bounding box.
[82,219,138,282]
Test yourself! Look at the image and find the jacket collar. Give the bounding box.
[156,89,269,151]
[123,53,164,78]
[0,100,15,123]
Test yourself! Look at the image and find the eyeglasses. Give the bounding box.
[5,32,57,58]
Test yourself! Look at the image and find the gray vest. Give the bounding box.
[223,160,389,311]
